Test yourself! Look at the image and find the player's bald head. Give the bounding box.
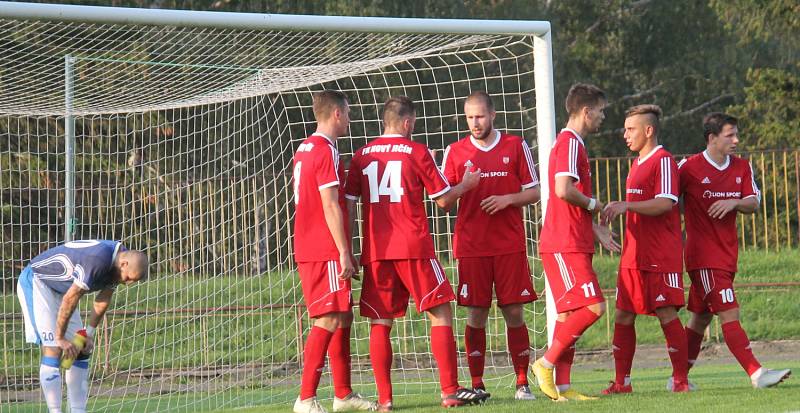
[118,250,149,283]
[465,91,495,112]
[625,104,662,135]
[382,96,416,129]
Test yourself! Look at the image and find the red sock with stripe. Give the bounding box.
[612,323,636,385]
[507,324,531,386]
[543,307,600,364]
[686,326,704,371]
[370,324,394,405]
[661,318,688,383]
[464,325,486,388]
[722,320,761,376]
[431,325,460,395]
[328,326,353,399]
[300,326,334,400]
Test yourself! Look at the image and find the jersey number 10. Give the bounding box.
[363,161,405,203]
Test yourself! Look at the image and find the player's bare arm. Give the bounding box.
[82,287,114,354]
[435,165,481,211]
[55,284,86,359]
[320,186,355,280]
[554,175,604,214]
[708,196,758,219]
[601,197,673,224]
[479,186,540,215]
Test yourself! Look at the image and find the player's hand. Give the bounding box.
[480,194,512,215]
[593,200,606,215]
[338,252,356,281]
[593,224,621,253]
[601,201,627,225]
[350,252,361,281]
[82,334,95,355]
[461,165,481,191]
[708,199,738,219]
[57,338,79,360]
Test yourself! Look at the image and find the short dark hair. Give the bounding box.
[465,91,495,111]
[312,90,348,121]
[703,112,738,143]
[382,96,416,128]
[625,104,663,134]
[565,83,606,116]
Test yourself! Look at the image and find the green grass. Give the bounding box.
[8,363,800,413]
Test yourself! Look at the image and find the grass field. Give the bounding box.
[8,363,800,412]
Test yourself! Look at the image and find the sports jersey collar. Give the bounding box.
[702,150,730,171]
[637,145,663,165]
[380,134,406,138]
[561,128,585,146]
[469,130,501,152]
[311,132,334,145]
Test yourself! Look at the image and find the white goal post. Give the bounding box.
[0,2,557,411]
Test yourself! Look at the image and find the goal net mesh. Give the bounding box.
[0,16,547,412]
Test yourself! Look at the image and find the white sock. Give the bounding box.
[557,384,570,392]
[750,367,764,381]
[66,363,90,413]
[39,363,62,413]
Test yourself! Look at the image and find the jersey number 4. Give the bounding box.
[363,160,405,203]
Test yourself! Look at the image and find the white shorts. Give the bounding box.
[17,266,82,346]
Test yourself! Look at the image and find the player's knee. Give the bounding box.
[338,311,354,327]
[717,308,740,324]
[588,302,606,317]
[314,313,341,330]
[615,309,636,325]
[500,304,525,326]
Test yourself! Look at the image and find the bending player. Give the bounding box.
[441,91,540,401]
[17,240,148,413]
[345,96,488,410]
[600,105,689,393]
[532,83,620,401]
[679,112,790,388]
[291,90,375,413]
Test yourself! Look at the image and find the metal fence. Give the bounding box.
[591,149,800,255]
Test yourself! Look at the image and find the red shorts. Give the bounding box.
[456,251,537,307]
[616,268,684,315]
[687,269,739,314]
[298,260,352,318]
[359,258,456,319]
[541,253,604,313]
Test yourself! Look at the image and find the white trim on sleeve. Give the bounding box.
[428,185,451,199]
[318,181,339,190]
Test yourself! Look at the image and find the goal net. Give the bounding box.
[0,3,556,412]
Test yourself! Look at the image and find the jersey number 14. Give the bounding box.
[363,161,405,203]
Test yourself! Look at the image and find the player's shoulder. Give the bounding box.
[499,132,524,144]
[297,134,334,156]
[678,152,704,169]
[554,130,583,150]
[729,154,751,168]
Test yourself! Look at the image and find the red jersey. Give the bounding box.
[620,145,682,272]
[679,151,760,272]
[292,133,349,263]
[539,129,595,253]
[442,131,539,258]
[344,135,450,263]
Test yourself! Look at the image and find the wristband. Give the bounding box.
[85,325,96,337]
[586,198,597,211]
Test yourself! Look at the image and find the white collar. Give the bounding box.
[637,145,663,165]
[469,130,501,152]
[561,128,586,146]
[311,132,334,145]
[702,150,730,171]
[381,134,405,138]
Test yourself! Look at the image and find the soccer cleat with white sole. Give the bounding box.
[514,384,536,400]
[333,393,378,412]
[752,368,791,388]
[666,377,697,391]
[294,396,328,413]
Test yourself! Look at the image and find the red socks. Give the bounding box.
[722,320,761,376]
[686,326,704,371]
[506,325,531,386]
[464,325,486,388]
[555,320,575,388]
[661,318,688,383]
[431,325,460,395]
[612,323,636,385]
[328,327,353,399]
[370,324,394,405]
[300,326,334,400]
[544,307,600,364]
